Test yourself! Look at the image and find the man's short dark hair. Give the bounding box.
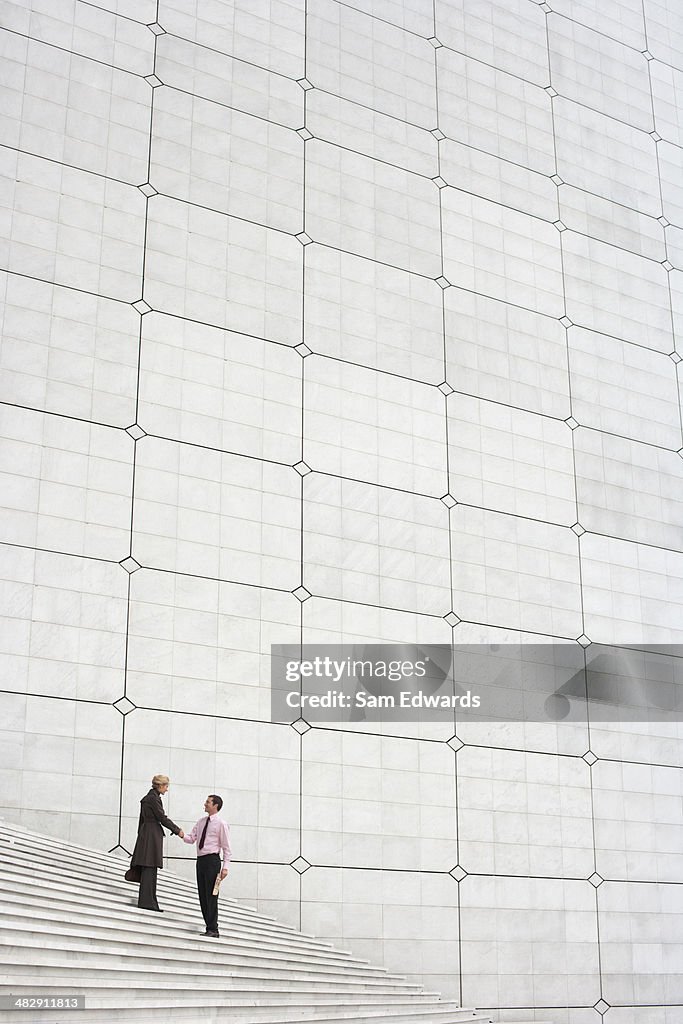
[208,794,223,811]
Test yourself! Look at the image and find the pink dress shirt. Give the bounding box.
[183,813,232,867]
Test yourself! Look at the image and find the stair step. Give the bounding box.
[0,977,461,1007]
[2,957,424,996]
[0,987,475,1015]
[0,867,363,965]
[0,843,328,948]
[0,1008,490,1024]
[0,938,420,991]
[0,829,266,919]
[0,819,502,1024]
[0,905,384,977]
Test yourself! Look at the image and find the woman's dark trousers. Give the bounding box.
[138,866,160,910]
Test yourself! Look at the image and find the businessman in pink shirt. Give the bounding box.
[183,794,232,937]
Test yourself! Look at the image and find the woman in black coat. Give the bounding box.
[131,774,184,911]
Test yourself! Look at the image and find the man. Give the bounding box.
[182,794,231,937]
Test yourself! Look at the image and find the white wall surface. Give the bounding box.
[1,0,683,1020]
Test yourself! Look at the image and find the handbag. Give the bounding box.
[125,864,141,883]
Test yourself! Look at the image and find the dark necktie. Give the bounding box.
[199,815,211,850]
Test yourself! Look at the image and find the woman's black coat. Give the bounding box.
[131,788,181,868]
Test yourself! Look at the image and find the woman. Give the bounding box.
[131,774,184,911]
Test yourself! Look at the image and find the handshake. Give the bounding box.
[177,829,185,839]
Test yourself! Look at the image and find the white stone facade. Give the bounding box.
[1,0,683,1021]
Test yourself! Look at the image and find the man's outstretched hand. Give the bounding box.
[178,829,185,839]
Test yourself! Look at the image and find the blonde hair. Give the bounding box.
[151,774,170,790]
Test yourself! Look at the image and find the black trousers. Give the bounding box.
[196,853,220,933]
[138,866,159,910]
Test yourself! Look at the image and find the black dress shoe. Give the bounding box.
[206,930,220,937]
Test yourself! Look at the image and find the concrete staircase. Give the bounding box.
[0,821,496,1024]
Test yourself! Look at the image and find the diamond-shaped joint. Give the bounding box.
[296,231,313,246]
[669,350,682,364]
[583,750,598,766]
[144,74,163,88]
[293,460,312,477]
[551,173,563,185]
[650,130,662,142]
[658,215,670,227]
[545,85,558,97]
[108,843,132,857]
[147,21,165,35]
[431,128,445,141]
[571,522,586,536]
[449,864,467,881]
[119,556,141,574]
[444,611,460,627]
[291,718,311,735]
[292,585,312,603]
[441,493,457,509]
[113,696,136,715]
[642,49,654,61]
[447,735,464,752]
[662,259,673,271]
[295,342,312,358]
[435,275,451,290]
[427,36,443,48]
[438,381,454,396]
[125,424,146,441]
[297,77,314,91]
[291,855,311,873]
[594,998,610,1014]
[132,299,152,315]
[560,315,573,328]
[577,633,591,647]
[553,219,567,232]
[296,127,313,141]
[137,182,158,198]
[540,1,552,11]
[565,415,579,430]
[432,175,448,189]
